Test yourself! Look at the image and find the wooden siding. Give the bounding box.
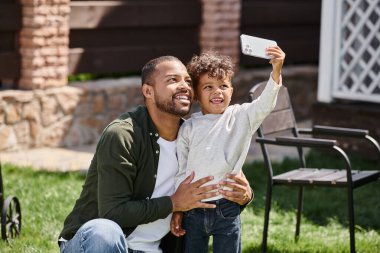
[0,1,21,79]
[241,0,321,66]
[69,0,201,75]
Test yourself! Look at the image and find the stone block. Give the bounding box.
[23,100,41,121]
[20,48,42,57]
[40,47,58,56]
[14,121,31,144]
[21,0,69,5]
[21,27,59,37]
[22,57,46,68]
[23,16,46,27]
[55,87,82,114]
[58,5,70,15]
[62,119,99,147]
[108,94,127,110]
[0,126,17,151]
[0,90,34,103]
[46,15,67,26]
[74,102,92,116]
[20,36,46,47]
[41,115,72,147]
[5,103,22,124]
[29,120,40,143]
[41,95,59,126]
[19,77,45,90]
[92,94,105,114]
[58,26,69,36]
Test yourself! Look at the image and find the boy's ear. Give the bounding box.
[142,83,153,99]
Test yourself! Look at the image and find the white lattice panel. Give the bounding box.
[319,0,380,103]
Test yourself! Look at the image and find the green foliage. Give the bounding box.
[0,150,379,252]
[0,164,85,253]
[68,71,141,82]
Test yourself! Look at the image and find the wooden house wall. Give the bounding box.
[0,0,21,80]
[69,0,202,75]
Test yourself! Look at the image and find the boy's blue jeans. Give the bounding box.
[59,218,143,253]
[182,198,242,253]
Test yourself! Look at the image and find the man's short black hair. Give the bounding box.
[141,56,182,85]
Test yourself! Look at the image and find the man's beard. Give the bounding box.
[154,94,191,117]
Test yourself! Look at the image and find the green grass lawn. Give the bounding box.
[0,151,379,253]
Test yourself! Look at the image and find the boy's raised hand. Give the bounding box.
[266,46,286,84]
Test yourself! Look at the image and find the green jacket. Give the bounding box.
[59,106,182,251]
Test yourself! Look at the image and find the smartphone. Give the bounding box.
[240,34,277,59]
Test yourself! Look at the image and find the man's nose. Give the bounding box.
[178,80,192,90]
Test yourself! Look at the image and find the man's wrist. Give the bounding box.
[170,195,177,212]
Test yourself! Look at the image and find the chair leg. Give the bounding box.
[262,184,273,253]
[347,188,355,253]
[295,186,304,241]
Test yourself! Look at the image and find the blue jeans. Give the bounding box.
[182,198,241,253]
[59,218,144,253]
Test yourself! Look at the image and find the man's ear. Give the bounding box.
[142,83,153,99]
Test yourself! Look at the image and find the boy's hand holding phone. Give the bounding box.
[240,34,285,84]
[266,46,285,84]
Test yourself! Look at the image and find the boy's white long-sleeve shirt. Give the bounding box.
[175,75,282,201]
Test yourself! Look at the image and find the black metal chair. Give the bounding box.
[0,162,21,241]
[249,82,380,253]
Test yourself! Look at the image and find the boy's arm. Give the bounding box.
[243,75,281,134]
[243,46,286,133]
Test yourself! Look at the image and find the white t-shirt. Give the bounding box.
[126,137,178,253]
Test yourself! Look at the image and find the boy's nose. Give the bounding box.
[213,88,222,94]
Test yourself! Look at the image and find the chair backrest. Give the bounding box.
[249,82,306,173]
[249,82,298,137]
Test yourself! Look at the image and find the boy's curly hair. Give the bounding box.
[187,51,235,89]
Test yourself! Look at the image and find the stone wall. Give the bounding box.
[63,78,143,147]
[19,0,70,89]
[0,87,80,150]
[0,77,143,151]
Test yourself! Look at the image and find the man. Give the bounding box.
[59,56,252,253]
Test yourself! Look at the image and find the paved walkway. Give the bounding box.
[1,120,311,172]
[0,144,97,172]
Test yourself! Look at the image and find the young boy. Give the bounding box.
[171,46,285,253]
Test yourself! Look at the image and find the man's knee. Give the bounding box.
[79,218,126,252]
